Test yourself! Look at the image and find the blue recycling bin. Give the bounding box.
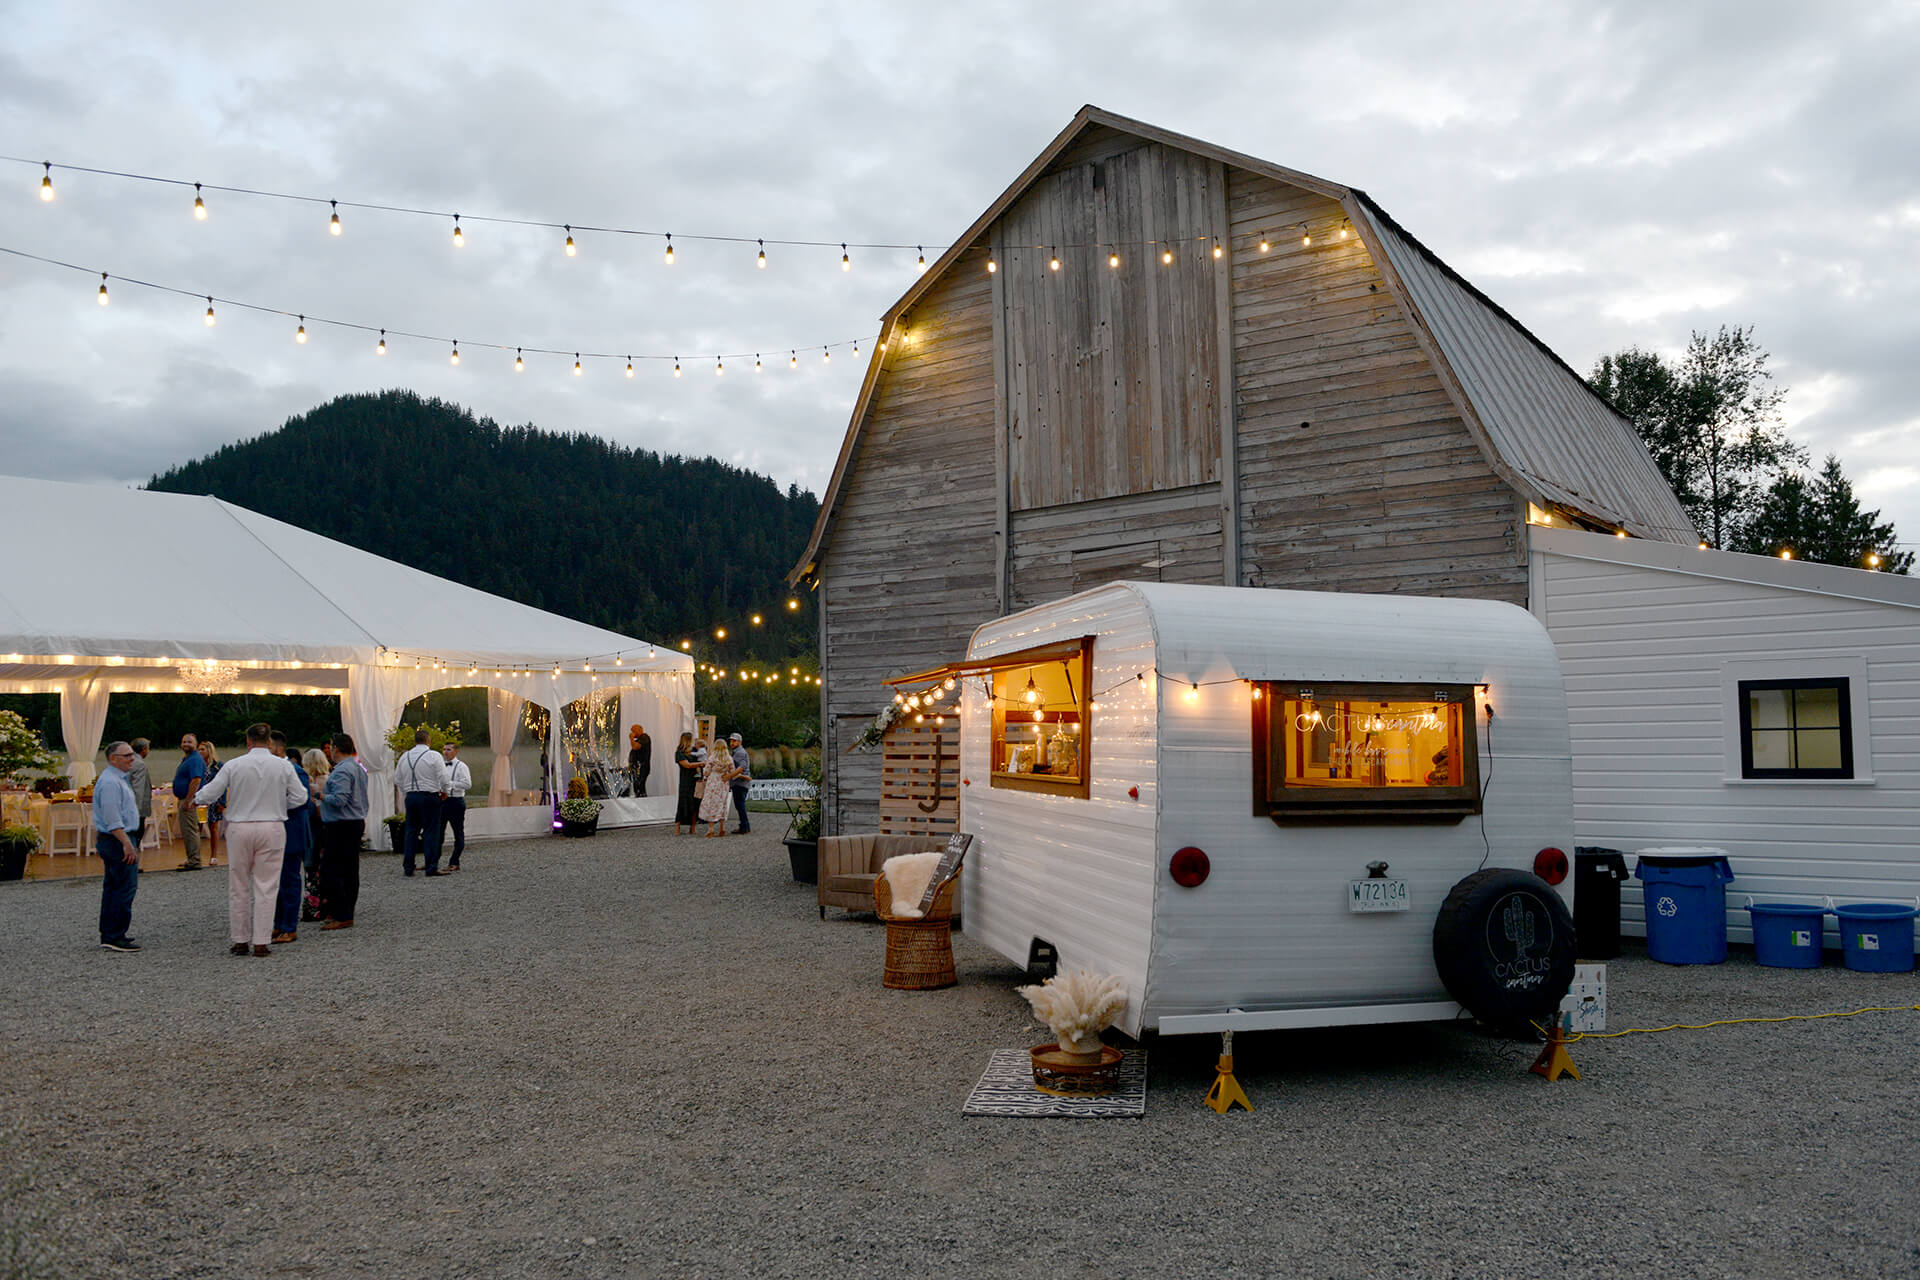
[1634,848,1735,965]
[1832,903,1919,974]
[1745,902,1828,969]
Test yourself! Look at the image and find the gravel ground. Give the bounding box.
[2,825,1916,1279]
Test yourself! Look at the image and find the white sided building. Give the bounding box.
[948,581,1579,1039]
[1529,526,1920,944]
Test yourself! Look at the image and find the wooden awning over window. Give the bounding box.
[882,638,1091,689]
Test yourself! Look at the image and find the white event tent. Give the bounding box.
[0,475,693,843]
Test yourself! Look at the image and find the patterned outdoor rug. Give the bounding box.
[961,1048,1148,1118]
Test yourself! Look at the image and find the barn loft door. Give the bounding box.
[878,719,961,839]
[1000,142,1226,511]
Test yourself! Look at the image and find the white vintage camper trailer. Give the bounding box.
[946,582,1577,1038]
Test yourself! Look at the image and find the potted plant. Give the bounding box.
[0,823,41,882]
[0,710,58,787]
[1018,969,1128,1094]
[782,755,822,884]
[381,814,408,852]
[558,797,600,837]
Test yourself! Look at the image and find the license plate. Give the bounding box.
[1349,878,1410,913]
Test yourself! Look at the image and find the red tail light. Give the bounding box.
[1170,846,1210,888]
[1533,846,1569,885]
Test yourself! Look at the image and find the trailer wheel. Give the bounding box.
[1432,869,1575,1027]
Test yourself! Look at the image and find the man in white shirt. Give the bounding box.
[438,742,473,872]
[395,728,450,877]
[192,722,307,956]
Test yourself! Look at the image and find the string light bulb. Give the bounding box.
[917,246,927,273]
[39,162,53,201]
[754,353,762,372]
[715,627,727,640]
[96,272,109,305]
[564,225,577,256]
[1109,248,1120,268]
[1023,676,1039,704]
[295,317,307,344]
[376,330,387,356]
[790,350,798,368]
[787,597,800,610]
[1162,244,1174,265]
[822,346,831,363]
[673,357,681,377]
[852,339,859,357]
[1340,220,1351,241]
[1259,233,1271,253]
[626,357,634,378]
[452,215,464,247]
[1779,548,1794,560]
[1212,239,1223,260]
[751,614,762,625]
[1300,222,1310,247]
[841,243,851,271]
[203,297,216,326]
[193,183,207,220]
[450,340,460,366]
[329,200,342,236]
[987,250,998,274]
[574,354,583,376]
[757,239,766,269]
[664,234,674,265]
[1867,552,1882,568]
[715,356,724,376]
[515,348,524,372]
[1050,247,1060,272]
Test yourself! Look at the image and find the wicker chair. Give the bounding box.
[876,857,964,990]
[816,833,950,919]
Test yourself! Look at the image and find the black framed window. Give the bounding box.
[1739,678,1853,779]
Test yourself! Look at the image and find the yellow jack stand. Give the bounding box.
[1529,1021,1582,1082]
[1204,1029,1254,1114]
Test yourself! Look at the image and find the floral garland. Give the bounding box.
[848,701,904,754]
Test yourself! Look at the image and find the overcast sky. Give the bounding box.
[4,1,1917,544]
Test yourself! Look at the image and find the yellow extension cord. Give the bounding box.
[1538,1003,1920,1042]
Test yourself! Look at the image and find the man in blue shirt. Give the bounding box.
[172,732,208,870]
[317,732,370,929]
[92,741,142,952]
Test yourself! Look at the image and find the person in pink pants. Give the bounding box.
[189,723,308,956]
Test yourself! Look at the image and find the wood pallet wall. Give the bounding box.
[878,720,961,837]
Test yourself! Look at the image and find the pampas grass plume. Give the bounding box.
[1017,969,1127,1048]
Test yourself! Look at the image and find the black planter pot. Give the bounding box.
[0,842,29,881]
[784,837,818,884]
[559,816,599,838]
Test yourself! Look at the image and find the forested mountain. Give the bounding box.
[148,390,820,654]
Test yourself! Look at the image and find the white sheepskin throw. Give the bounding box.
[880,852,945,918]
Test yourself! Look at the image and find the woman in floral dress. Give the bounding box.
[697,741,733,836]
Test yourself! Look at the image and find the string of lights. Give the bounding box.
[0,244,875,370]
[16,153,1352,271]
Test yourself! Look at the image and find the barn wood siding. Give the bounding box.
[1009,485,1224,610]
[1001,143,1225,511]
[1226,172,1526,603]
[819,254,1001,833]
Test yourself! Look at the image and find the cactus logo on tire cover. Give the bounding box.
[1485,892,1555,990]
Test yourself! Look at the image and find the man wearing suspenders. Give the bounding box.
[395,729,450,877]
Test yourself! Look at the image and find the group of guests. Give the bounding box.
[672,731,753,837]
[91,724,371,954]
[392,729,473,876]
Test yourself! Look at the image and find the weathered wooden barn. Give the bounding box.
[790,106,1694,834]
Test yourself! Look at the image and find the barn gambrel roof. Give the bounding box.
[791,106,1694,582]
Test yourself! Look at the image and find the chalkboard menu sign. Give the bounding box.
[917,832,974,915]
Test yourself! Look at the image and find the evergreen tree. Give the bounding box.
[1591,326,1803,547]
[1736,455,1912,573]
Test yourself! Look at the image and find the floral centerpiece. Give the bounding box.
[558,797,601,837]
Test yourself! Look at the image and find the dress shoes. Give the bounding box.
[251,944,272,957]
[423,869,447,877]
[271,930,297,944]
[321,919,353,930]
[228,943,248,956]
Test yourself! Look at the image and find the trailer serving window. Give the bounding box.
[989,639,1093,799]
[1252,682,1480,819]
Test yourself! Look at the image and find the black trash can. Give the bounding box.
[1573,847,1630,959]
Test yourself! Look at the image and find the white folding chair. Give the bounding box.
[48,804,88,857]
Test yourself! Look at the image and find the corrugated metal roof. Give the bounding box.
[1356,198,1697,542]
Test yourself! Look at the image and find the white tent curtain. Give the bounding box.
[488,688,521,798]
[620,688,679,797]
[59,678,110,788]
[343,668,398,848]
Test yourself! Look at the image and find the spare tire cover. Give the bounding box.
[1432,868,1576,1025]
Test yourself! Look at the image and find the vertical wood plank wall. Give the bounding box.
[1226,172,1525,602]
[819,252,1001,833]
